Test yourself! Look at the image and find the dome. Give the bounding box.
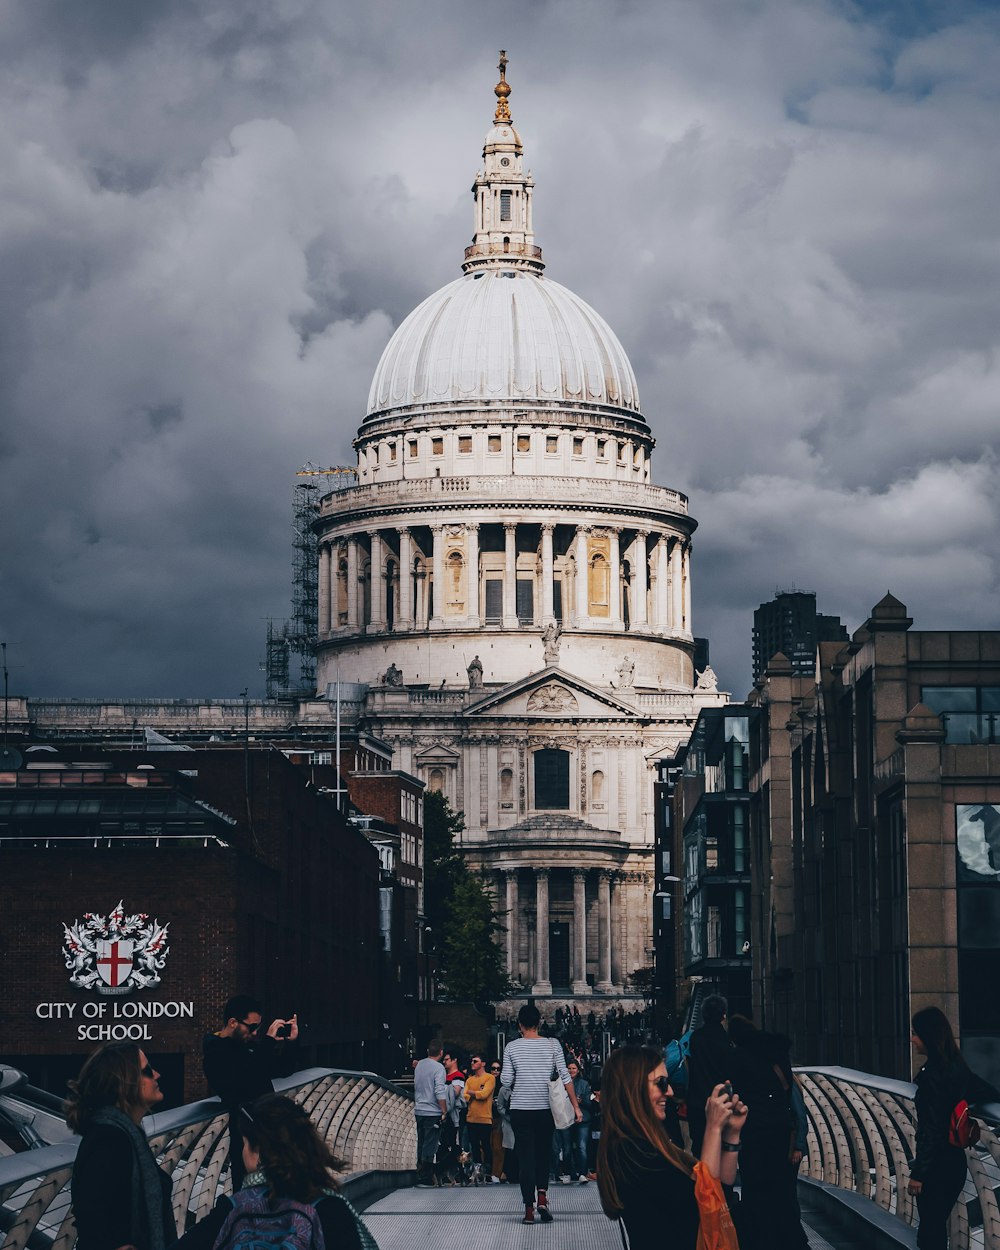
[365,269,642,420]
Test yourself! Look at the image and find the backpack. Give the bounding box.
[664,1031,692,1090]
[948,1100,981,1149]
[212,1187,325,1250]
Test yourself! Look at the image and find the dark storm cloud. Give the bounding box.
[1,0,997,699]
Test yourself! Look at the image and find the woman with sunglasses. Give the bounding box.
[176,1095,371,1250]
[66,1041,176,1250]
[597,1045,746,1250]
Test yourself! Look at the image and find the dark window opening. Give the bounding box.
[516,578,534,625]
[535,749,570,810]
[500,190,512,221]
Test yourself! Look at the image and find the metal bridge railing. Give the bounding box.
[796,1066,1000,1249]
[0,1068,415,1250]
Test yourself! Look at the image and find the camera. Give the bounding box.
[276,1022,291,1039]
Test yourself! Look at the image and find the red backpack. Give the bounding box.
[948,1100,981,1149]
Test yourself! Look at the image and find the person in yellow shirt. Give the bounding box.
[463,1054,497,1180]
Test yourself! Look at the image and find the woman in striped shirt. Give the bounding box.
[500,1003,582,1224]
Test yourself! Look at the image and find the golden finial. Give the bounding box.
[494,49,512,123]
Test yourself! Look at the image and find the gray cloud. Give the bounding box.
[1,0,997,699]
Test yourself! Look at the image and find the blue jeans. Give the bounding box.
[415,1115,442,1166]
[552,1121,588,1176]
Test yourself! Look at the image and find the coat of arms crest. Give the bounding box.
[63,901,170,996]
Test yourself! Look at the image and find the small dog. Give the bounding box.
[453,1151,484,1186]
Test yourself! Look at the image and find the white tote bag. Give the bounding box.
[548,1041,575,1130]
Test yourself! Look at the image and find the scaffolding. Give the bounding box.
[263,464,357,699]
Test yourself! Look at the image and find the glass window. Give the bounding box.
[546,435,558,454]
[408,440,419,458]
[597,439,606,458]
[485,579,503,623]
[517,433,530,452]
[431,437,444,456]
[458,435,472,454]
[500,190,512,221]
[922,686,1000,744]
[535,749,570,810]
[388,441,397,461]
[488,434,502,453]
[516,578,534,624]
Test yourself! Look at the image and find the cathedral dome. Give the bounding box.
[365,269,642,420]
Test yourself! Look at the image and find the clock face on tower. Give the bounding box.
[500,157,510,167]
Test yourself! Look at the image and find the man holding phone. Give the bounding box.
[202,993,299,1186]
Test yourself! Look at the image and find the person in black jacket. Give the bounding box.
[202,994,299,1187]
[907,1006,999,1250]
[176,1095,367,1250]
[67,1041,176,1250]
[686,994,734,1157]
[727,1015,808,1250]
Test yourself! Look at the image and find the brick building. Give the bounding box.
[748,594,1000,1084]
[0,747,381,1104]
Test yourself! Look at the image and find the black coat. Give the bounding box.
[686,1022,735,1152]
[911,1057,999,1182]
[201,1033,296,1111]
[72,1123,175,1250]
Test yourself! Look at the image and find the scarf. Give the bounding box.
[90,1107,173,1250]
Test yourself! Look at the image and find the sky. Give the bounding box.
[2,0,999,701]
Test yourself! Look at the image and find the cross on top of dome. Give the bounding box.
[494,50,512,123]
[464,52,543,275]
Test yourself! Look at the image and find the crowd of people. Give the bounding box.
[61,992,996,1250]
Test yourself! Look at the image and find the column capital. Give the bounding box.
[535,866,550,880]
[598,868,611,884]
[431,523,445,535]
[540,521,555,534]
[503,520,518,533]
[634,528,649,541]
[571,867,588,883]
[466,521,480,533]
[397,525,410,537]
[501,865,519,878]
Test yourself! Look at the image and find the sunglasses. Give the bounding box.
[240,1019,260,1033]
[140,1063,156,1078]
[650,1075,672,1094]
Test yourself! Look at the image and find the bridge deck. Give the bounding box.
[362,1183,842,1249]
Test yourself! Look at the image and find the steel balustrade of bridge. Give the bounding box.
[3,1064,999,1249]
[0,1068,415,1250]
[796,1067,1000,1249]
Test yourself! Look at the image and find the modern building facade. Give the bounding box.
[748,594,1000,1085]
[752,590,847,686]
[308,56,727,1006]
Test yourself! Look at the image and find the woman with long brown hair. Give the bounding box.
[66,1041,175,1250]
[597,1045,746,1250]
[907,1006,998,1250]
[176,1094,374,1250]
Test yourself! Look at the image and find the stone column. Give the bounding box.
[682,541,692,635]
[596,870,613,991]
[346,536,360,630]
[609,527,623,629]
[572,869,589,994]
[466,523,481,627]
[503,523,518,628]
[610,873,623,991]
[670,538,684,632]
[532,868,552,995]
[504,868,519,979]
[574,526,589,625]
[631,531,648,629]
[318,545,331,635]
[657,536,670,632]
[540,522,555,624]
[397,528,413,631]
[369,531,385,630]
[431,525,445,627]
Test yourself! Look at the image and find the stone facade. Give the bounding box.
[310,58,728,1007]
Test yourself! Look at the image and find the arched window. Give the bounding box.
[447,551,464,614]
[590,554,610,616]
[336,557,348,625]
[361,560,372,626]
[428,768,444,793]
[592,770,605,803]
[385,559,396,631]
[534,749,569,810]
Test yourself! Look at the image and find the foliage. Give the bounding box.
[422,791,515,1004]
[629,964,656,1003]
[439,872,518,1005]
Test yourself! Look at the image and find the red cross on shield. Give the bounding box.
[96,939,134,988]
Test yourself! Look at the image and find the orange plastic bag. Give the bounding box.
[693,1161,740,1250]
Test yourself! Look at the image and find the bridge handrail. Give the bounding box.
[0,1068,415,1250]
[795,1065,1000,1249]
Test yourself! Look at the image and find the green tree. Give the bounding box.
[439,872,518,1004]
[422,789,466,937]
[422,791,515,1004]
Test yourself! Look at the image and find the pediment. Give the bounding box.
[463,666,639,720]
[414,742,462,765]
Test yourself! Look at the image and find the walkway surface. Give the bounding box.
[362,1182,840,1249]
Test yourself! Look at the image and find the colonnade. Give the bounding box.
[502,865,624,996]
[317,521,692,636]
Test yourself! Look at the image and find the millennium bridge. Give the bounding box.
[2,1067,999,1250]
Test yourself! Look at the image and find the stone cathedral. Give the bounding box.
[314,55,727,1005]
